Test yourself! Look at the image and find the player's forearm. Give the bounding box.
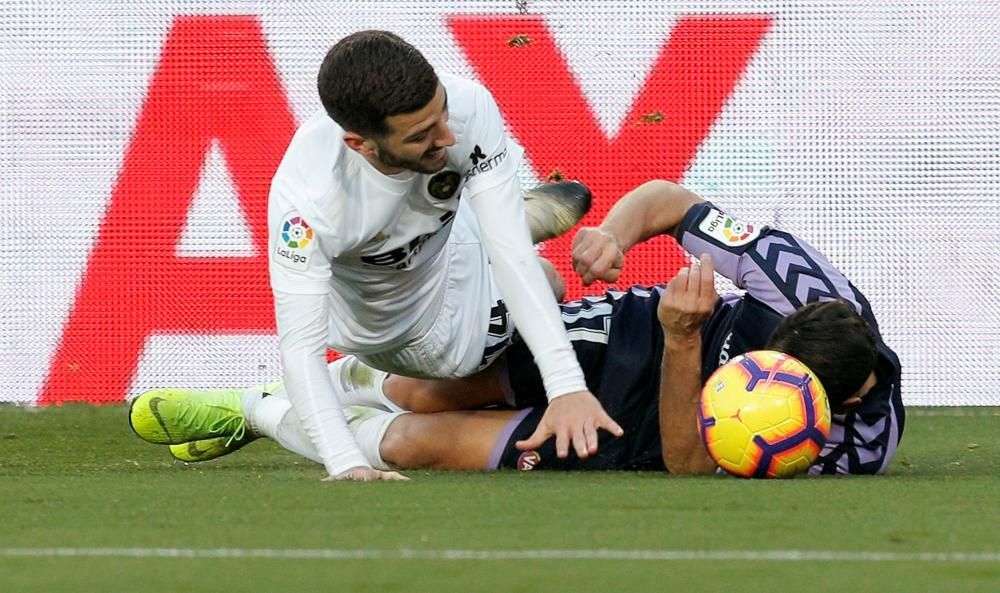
[468,177,587,399]
[676,202,868,318]
[275,292,370,475]
[485,251,587,401]
[659,334,717,475]
[599,180,704,251]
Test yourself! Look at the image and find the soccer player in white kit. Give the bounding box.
[259,30,623,480]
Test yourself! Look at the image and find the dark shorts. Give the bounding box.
[491,286,670,472]
[477,299,516,372]
[489,406,662,472]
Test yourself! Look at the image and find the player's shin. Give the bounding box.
[344,406,408,470]
[246,389,403,470]
[243,392,325,465]
[327,356,403,412]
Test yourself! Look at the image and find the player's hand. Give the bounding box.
[658,254,718,339]
[515,391,624,459]
[572,227,625,286]
[323,467,410,482]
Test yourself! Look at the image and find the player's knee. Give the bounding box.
[379,414,431,468]
[378,414,408,466]
[383,376,427,412]
[384,376,468,413]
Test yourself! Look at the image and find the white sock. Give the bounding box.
[328,356,403,412]
[242,359,401,411]
[245,389,404,470]
[240,385,274,437]
[244,392,325,465]
[240,366,402,469]
[345,406,408,470]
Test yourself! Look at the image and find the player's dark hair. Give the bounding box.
[317,30,439,138]
[766,300,878,408]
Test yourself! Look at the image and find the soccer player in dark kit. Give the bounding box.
[370,179,905,476]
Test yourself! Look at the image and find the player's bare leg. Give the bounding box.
[379,409,517,470]
[536,256,566,302]
[383,363,506,413]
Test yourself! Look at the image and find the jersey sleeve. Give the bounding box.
[810,388,902,475]
[467,174,587,400]
[454,83,585,399]
[677,201,868,318]
[267,177,332,296]
[273,290,370,475]
[810,345,904,475]
[457,83,525,194]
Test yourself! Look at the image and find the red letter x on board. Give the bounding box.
[449,15,771,299]
[40,17,296,404]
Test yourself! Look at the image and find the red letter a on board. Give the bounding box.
[40,17,296,404]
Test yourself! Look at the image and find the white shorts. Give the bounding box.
[356,202,514,379]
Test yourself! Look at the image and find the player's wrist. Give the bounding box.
[324,453,372,477]
[544,379,588,402]
[596,225,630,253]
[546,388,586,402]
[546,389,587,403]
[537,348,587,402]
[663,332,701,350]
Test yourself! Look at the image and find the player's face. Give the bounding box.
[375,84,454,175]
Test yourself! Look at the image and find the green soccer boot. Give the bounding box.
[168,436,243,463]
[128,388,255,453]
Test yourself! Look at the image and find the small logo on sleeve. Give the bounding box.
[274,214,314,271]
[698,208,760,246]
[464,144,508,181]
[470,145,487,166]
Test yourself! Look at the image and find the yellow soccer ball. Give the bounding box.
[699,350,831,478]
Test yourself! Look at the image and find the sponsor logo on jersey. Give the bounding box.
[427,170,461,200]
[464,144,508,181]
[698,208,760,246]
[361,211,456,270]
[518,450,541,471]
[718,331,733,365]
[274,214,314,271]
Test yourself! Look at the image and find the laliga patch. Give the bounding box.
[274,213,315,271]
[698,208,761,247]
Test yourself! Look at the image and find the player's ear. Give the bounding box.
[834,395,862,414]
[343,132,377,157]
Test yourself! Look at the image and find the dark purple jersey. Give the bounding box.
[679,201,904,474]
[502,201,904,475]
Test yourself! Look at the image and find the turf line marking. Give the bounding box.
[1,548,997,562]
[907,409,1000,417]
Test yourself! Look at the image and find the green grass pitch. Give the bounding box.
[1,404,997,592]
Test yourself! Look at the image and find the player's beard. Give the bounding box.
[374,141,447,175]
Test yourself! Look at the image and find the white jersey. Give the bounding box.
[267,73,586,475]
